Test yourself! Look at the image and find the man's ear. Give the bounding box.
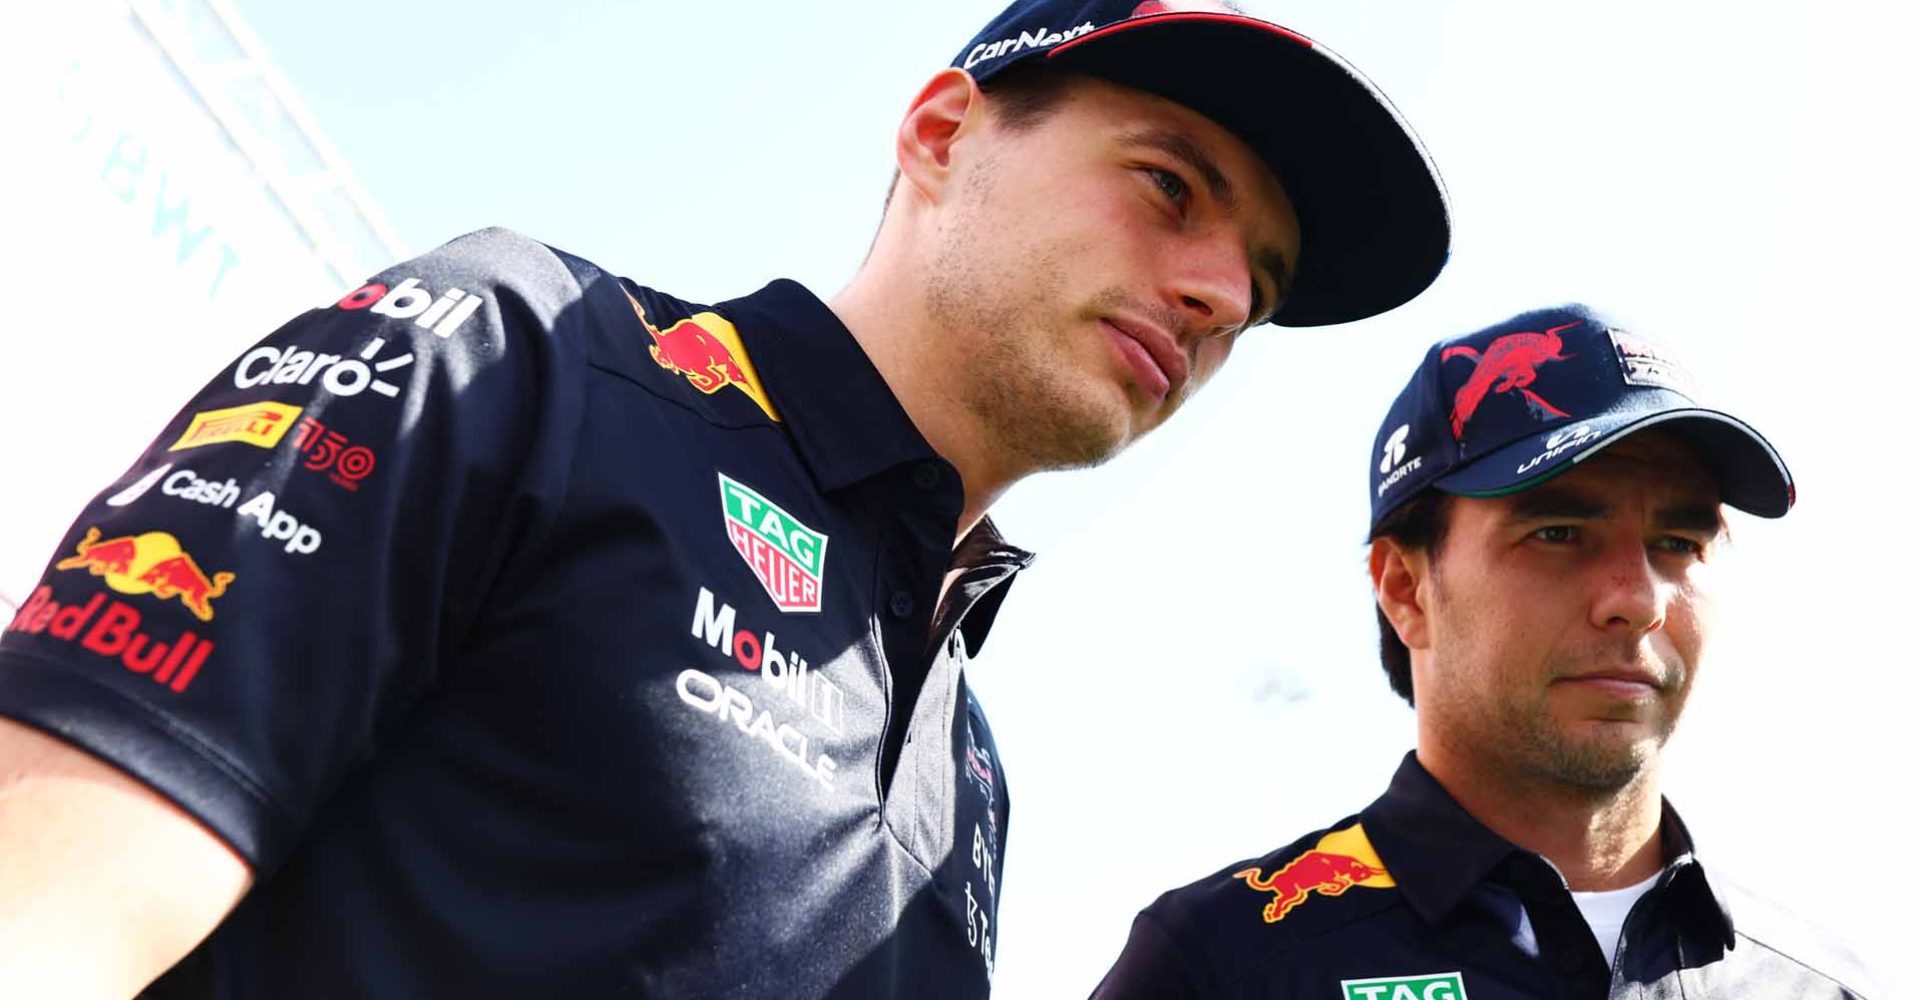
[895,68,986,206]
[1370,537,1433,653]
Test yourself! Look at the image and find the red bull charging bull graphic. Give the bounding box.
[1233,823,1395,923]
[1441,321,1579,440]
[55,527,235,622]
[624,288,780,422]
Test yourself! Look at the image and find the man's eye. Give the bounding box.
[1148,168,1189,204]
[1532,525,1577,544]
[1653,536,1707,557]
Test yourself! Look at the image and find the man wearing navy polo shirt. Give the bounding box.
[0,2,1451,997]
[1091,307,1880,999]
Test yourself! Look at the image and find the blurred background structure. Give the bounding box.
[2,1,1914,996]
[0,0,401,612]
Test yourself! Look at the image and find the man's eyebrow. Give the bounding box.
[1121,128,1236,212]
[1505,487,1610,522]
[1656,504,1725,536]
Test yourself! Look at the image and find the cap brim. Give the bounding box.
[1042,14,1450,327]
[1433,406,1796,518]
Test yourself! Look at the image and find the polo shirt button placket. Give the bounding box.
[889,591,915,619]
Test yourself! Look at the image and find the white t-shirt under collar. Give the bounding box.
[1569,871,1663,967]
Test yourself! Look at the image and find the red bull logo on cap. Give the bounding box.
[1441,321,1578,440]
[624,289,780,422]
[55,527,235,622]
[1233,823,1395,923]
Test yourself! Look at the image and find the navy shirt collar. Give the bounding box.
[717,279,943,495]
[1362,752,1736,947]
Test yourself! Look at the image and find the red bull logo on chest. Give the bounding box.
[1233,823,1395,923]
[55,527,234,622]
[624,289,780,422]
[717,473,828,614]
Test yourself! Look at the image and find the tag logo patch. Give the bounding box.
[1340,972,1468,1000]
[717,473,827,613]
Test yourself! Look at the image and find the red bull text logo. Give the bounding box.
[624,289,780,421]
[170,402,304,453]
[717,473,828,614]
[1440,322,1578,440]
[55,527,234,622]
[5,586,214,693]
[1233,823,1395,923]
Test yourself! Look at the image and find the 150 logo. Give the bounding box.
[291,416,376,491]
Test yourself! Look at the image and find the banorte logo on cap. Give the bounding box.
[1441,321,1579,440]
[1378,424,1410,474]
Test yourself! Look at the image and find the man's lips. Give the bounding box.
[1103,317,1188,404]
[1557,670,1665,699]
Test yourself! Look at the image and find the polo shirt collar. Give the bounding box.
[1362,752,1737,947]
[717,279,942,494]
[1362,752,1520,926]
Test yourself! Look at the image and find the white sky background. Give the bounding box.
[7,0,1918,994]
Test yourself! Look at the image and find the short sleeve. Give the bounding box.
[1089,911,1205,1000]
[0,227,588,871]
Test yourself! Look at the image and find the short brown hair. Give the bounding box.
[1367,491,1452,706]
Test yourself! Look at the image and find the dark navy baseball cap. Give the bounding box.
[1368,305,1794,533]
[952,0,1450,329]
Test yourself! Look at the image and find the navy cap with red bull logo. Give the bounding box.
[1368,305,1795,533]
[952,0,1451,328]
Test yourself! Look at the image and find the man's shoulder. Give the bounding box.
[416,229,779,427]
[1139,814,1406,984]
[1714,875,1885,999]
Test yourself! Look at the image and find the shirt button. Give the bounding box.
[911,463,941,491]
[889,591,915,619]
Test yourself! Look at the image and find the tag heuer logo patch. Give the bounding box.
[1340,972,1468,1000]
[718,473,827,613]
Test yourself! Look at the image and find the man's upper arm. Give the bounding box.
[0,227,590,991]
[0,716,250,999]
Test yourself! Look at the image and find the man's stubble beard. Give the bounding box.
[920,163,1133,475]
[1431,578,1684,796]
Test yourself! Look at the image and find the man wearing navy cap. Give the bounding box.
[0,1,1448,998]
[1091,307,1880,999]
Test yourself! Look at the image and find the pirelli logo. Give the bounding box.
[169,402,304,452]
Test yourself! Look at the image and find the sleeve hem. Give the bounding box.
[0,649,296,868]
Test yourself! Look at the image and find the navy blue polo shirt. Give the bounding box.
[0,228,1029,998]
[1092,754,1880,999]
